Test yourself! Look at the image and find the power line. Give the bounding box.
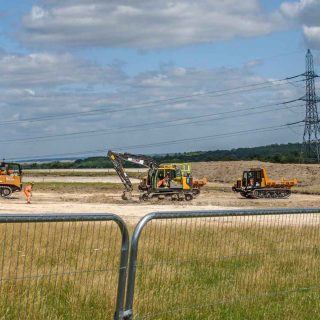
[114,124,303,151]
[1,100,303,145]
[9,123,303,161]
[0,77,304,126]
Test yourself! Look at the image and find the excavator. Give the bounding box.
[232,167,298,199]
[0,161,23,198]
[107,150,206,201]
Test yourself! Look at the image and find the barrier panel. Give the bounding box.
[3,209,320,319]
[124,208,320,320]
[0,214,129,320]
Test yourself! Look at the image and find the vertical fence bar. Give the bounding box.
[0,213,129,320]
[124,208,320,320]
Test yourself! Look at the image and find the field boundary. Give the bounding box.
[1,208,320,319]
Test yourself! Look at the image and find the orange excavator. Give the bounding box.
[232,168,297,199]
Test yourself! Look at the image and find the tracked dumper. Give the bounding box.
[232,168,297,199]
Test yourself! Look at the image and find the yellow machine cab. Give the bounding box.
[0,161,22,198]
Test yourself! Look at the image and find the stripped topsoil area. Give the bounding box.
[2,161,319,222]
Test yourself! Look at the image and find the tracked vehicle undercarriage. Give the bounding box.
[240,188,291,199]
[233,168,297,200]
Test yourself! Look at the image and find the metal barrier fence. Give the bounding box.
[2,209,320,319]
[0,214,129,320]
[124,208,320,320]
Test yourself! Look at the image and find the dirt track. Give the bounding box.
[4,162,320,222]
[2,187,320,223]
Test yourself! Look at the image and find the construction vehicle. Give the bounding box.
[232,168,297,199]
[0,161,23,198]
[108,150,206,201]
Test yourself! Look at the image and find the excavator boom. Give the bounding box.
[107,150,159,200]
[107,151,133,192]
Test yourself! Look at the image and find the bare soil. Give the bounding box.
[3,161,320,222]
[2,186,319,223]
[191,160,320,186]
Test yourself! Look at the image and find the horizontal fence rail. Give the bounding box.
[124,208,320,320]
[0,214,129,320]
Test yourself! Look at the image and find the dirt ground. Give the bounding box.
[191,160,320,186]
[3,161,320,222]
[2,185,320,223]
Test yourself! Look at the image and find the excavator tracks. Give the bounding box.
[139,191,194,201]
[248,188,291,199]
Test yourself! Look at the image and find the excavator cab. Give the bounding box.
[0,162,22,198]
[153,164,193,191]
[242,169,262,188]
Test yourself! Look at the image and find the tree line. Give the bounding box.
[23,143,303,169]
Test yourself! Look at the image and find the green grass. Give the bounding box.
[23,181,137,192]
[23,170,144,179]
[0,218,319,319]
[0,221,122,319]
[133,220,320,319]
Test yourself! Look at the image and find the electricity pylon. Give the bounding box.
[301,49,320,163]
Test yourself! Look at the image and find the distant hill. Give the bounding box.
[22,143,304,169]
[155,143,302,164]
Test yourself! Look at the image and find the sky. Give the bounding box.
[0,0,320,160]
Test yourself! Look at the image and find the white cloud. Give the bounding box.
[281,0,320,48]
[24,89,36,96]
[20,0,283,49]
[303,26,320,49]
[0,52,126,87]
[0,47,303,158]
[31,6,48,20]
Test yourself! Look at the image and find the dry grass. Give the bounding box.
[24,161,320,196]
[0,221,122,319]
[133,215,320,319]
[23,171,144,179]
[191,160,320,187]
[1,215,320,319]
[27,182,130,193]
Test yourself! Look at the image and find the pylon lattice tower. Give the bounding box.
[301,49,320,163]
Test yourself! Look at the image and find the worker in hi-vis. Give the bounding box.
[24,183,33,204]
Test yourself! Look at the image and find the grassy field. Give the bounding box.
[0,221,122,319]
[1,215,320,319]
[23,180,320,197]
[23,161,320,196]
[133,216,320,319]
[23,170,144,179]
[26,181,129,193]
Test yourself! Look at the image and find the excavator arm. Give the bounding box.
[107,150,159,200]
[108,151,133,193]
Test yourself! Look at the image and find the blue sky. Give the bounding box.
[0,0,319,160]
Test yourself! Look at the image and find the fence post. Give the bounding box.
[123,208,320,319]
[113,217,130,320]
[0,213,130,320]
[124,214,155,320]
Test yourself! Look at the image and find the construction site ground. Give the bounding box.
[2,161,320,223]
